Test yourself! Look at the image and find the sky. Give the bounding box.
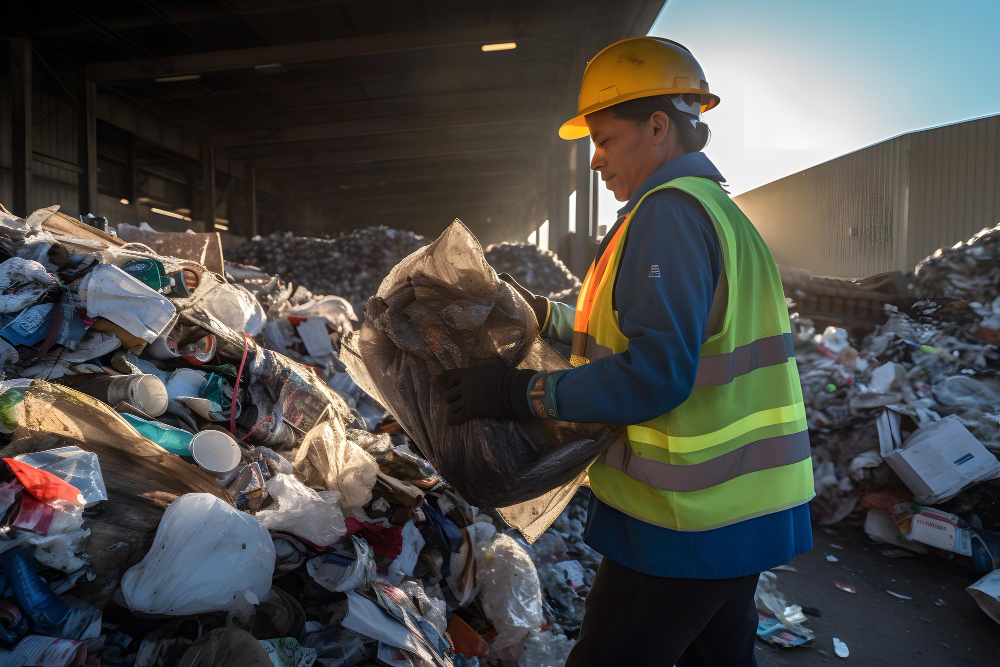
[648,0,1000,196]
[535,0,1000,247]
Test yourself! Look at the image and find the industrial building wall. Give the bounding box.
[904,115,1000,271]
[734,114,1000,279]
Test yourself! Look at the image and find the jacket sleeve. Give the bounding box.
[547,195,721,424]
[541,301,576,346]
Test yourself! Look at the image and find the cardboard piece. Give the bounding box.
[893,502,973,556]
[877,411,1000,504]
[117,224,224,275]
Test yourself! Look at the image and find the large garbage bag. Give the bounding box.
[342,221,616,511]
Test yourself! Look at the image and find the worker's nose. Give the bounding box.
[590,149,605,172]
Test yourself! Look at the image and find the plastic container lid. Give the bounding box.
[190,430,241,474]
[129,375,168,417]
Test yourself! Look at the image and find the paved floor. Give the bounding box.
[756,519,1000,666]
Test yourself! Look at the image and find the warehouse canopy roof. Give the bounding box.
[4,0,662,240]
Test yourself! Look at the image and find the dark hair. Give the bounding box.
[608,95,710,152]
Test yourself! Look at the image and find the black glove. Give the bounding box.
[499,273,549,331]
[441,362,536,425]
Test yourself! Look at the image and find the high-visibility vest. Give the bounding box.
[572,176,814,531]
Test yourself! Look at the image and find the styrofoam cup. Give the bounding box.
[190,430,241,474]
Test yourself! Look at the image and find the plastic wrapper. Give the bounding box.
[300,626,371,667]
[306,535,375,593]
[0,257,54,313]
[475,534,544,659]
[290,418,378,509]
[342,221,617,512]
[399,580,447,638]
[518,630,576,667]
[754,570,814,640]
[257,474,347,546]
[120,493,275,616]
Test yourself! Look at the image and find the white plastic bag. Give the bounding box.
[257,474,347,546]
[201,281,266,337]
[120,493,274,615]
[476,534,544,660]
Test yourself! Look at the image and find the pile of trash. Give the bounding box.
[483,243,581,303]
[0,203,596,666]
[789,222,1000,625]
[227,228,428,315]
[913,220,1000,343]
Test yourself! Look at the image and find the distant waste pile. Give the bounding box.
[484,242,582,304]
[228,227,428,315]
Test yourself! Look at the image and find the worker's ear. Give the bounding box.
[648,110,670,145]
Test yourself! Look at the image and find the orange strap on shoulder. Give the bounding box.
[573,221,629,333]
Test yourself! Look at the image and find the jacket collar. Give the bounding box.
[616,152,725,217]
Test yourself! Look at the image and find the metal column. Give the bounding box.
[572,141,594,276]
[547,140,570,255]
[9,38,32,216]
[248,167,258,238]
[77,74,97,215]
[202,143,216,231]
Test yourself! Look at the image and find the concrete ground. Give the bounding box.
[756,521,1000,666]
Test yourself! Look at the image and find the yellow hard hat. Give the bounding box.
[559,36,720,140]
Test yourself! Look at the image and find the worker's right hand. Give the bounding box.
[498,273,550,331]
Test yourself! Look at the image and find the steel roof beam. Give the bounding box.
[86,23,563,82]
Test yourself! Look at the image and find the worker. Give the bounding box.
[442,37,813,665]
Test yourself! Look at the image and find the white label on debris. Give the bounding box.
[4,636,86,666]
[909,510,974,556]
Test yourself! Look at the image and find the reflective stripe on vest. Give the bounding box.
[695,332,794,387]
[599,429,811,492]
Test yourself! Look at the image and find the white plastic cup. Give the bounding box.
[190,430,242,474]
[129,375,169,417]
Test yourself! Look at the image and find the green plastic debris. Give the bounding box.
[0,388,26,433]
[122,258,174,293]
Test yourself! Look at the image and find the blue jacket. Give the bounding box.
[536,152,812,578]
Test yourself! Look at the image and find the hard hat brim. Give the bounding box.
[558,89,721,140]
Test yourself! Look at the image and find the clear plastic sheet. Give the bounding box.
[399,580,448,638]
[342,221,617,511]
[290,418,378,509]
[517,629,576,667]
[475,534,544,659]
[15,446,108,507]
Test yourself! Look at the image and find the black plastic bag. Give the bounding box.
[343,221,616,509]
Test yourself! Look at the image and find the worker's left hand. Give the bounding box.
[440,361,536,425]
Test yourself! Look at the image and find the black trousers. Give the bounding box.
[565,558,760,666]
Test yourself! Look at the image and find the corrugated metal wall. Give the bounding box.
[735,114,1000,278]
[30,89,80,214]
[904,115,1000,267]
